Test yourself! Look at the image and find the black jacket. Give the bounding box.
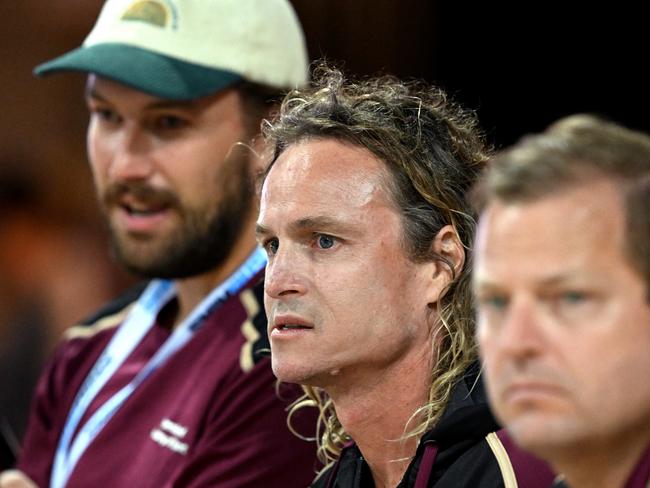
[311,363,555,487]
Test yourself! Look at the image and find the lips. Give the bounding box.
[120,194,169,216]
[276,324,312,330]
[502,381,566,404]
[104,182,178,209]
[270,315,314,337]
[104,183,178,233]
[114,206,170,234]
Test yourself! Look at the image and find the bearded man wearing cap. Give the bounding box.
[0,1,317,487]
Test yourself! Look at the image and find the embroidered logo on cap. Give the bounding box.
[121,0,169,28]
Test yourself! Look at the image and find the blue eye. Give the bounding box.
[317,234,335,249]
[481,295,509,310]
[265,238,279,255]
[560,291,587,304]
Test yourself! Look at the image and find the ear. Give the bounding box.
[425,224,466,305]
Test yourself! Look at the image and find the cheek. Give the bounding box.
[316,271,391,336]
[323,285,372,326]
[173,160,223,208]
[476,326,499,371]
[313,248,421,325]
[87,132,112,184]
[478,344,503,402]
[557,334,644,428]
[477,328,523,408]
[580,337,650,404]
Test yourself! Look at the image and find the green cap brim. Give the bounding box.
[34,43,242,100]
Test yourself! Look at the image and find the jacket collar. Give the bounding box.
[326,362,498,487]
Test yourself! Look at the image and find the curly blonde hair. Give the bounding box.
[262,63,490,467]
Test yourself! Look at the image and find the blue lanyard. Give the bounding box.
[50,248,266,488]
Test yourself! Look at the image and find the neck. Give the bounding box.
[171,218,258,329]
[551,434,650,488]
[327,344,433,488]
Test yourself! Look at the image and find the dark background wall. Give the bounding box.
[293,0,647,146]
[1,0,647,224]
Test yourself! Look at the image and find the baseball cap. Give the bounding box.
[34,0,308,100]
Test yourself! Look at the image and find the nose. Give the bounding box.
[497,296,547,360]
[107,123,155,182]
[264,245,307,300]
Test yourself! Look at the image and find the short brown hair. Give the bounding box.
[474,114,650,292]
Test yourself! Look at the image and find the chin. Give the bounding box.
[505,412,585,459]
[272,359,308,384]
[271,358,324,387]
[506,422,549,455]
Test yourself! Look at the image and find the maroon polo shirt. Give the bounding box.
[18,277,318,487]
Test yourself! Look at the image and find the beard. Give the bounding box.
[102,156,254,279]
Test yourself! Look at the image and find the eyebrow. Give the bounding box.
[256,215,359,238]
[473,271,584,292]
[255,223,272,239]
[538,273,577,287]
[471,275,502,292]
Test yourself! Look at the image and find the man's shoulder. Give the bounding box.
[195,276,271,374]
[62,282,148,343]
[416,429,555,487]
[489,430,556,488]
[233,278,271,368]
[80,281,149,326]
[399,373,556,488]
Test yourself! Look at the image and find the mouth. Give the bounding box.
[270,316,314,337]
[120,198,169,216]
[275,324,312,331]
[105,183,177,214]
[112,195,174,233]
[502,381,565,404]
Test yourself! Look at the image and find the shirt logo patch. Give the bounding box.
[121,0,169,28]
[150,418,189,455]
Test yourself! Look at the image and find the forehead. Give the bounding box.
[474,180,629,283]
[260,139,396,221]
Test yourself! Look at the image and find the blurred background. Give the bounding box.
[0,0,647,460]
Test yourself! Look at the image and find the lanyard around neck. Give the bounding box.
[50,247,266,488]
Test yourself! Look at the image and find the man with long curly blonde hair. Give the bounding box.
[255,65,554,487]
